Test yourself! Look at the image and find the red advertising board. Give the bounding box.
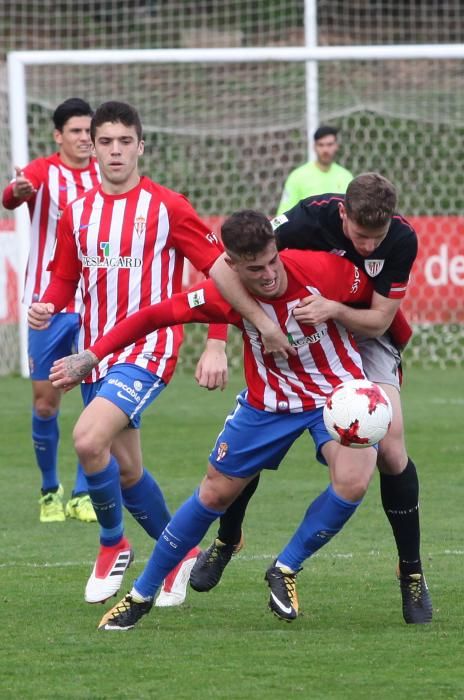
[0,221,19,323]
[2,216,463,325]
[404,217,464,323]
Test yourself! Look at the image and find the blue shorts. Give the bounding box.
[80,363,166,429]
[209,391,332,478]
[28,312,80,380]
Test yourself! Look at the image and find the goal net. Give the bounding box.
[1,1,464,375]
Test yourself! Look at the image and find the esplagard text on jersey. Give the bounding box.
[82,255,142,268]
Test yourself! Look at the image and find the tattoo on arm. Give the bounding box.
[66,350,97,381]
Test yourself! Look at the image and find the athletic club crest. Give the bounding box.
[134,215,146,238]
[364,259,385,277]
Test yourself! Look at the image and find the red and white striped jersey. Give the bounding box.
[2,153,100,311]
[239,251,371,411]
[90,249,373,412]
[48,176,223,383]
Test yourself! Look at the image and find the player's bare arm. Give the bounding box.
[12,166,37,200]
[49,349,98,391]
[293,290,400,337]
[209,254,295,357]
[195,338,228,391]
[27,302,55,330]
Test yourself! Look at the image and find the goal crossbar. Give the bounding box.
[8,44,464,66]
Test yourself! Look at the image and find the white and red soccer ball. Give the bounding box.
[323,379,392,448]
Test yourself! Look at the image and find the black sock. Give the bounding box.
[379,457,422,576]
[217,474,261,545]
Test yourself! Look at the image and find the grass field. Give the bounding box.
[1,368,463,700]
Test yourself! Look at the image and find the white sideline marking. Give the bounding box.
[0,549,462,569]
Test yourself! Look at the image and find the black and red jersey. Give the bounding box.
[272,194,417,300]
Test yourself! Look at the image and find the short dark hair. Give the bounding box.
[221,210,275,259]
[52,98,93,131]
[90,101,143,143]
[313,125,339,141]
[344,172,397,229]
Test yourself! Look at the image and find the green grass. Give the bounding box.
[1,368,463,700]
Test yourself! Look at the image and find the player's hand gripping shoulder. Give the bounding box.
[260,321,296,358]
[27,302,55,330]
[293,295,340,325]
[12,166,37,200]
[195,338,228,391]
[49,350,99,392]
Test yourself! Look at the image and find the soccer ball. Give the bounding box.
[323,379,392,448]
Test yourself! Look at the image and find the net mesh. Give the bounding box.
[1,1,463,374]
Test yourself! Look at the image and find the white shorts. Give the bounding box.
[354,334,402,390]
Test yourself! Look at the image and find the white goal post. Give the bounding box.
[7,43,464,376]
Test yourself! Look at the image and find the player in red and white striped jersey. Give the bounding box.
[2,98,100,524]
[47,209,380,630]
[43,171,224,385]
[28,101,228,608]
[3,152,100,313]
[207,173,432,625]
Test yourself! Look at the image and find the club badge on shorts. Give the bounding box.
[216,442,228,461]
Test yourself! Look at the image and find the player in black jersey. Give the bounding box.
[190,173,432,625]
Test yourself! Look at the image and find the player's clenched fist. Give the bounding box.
[27,302,55,330]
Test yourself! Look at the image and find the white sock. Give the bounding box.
[275,559,295,573]
[130,586,153,603]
